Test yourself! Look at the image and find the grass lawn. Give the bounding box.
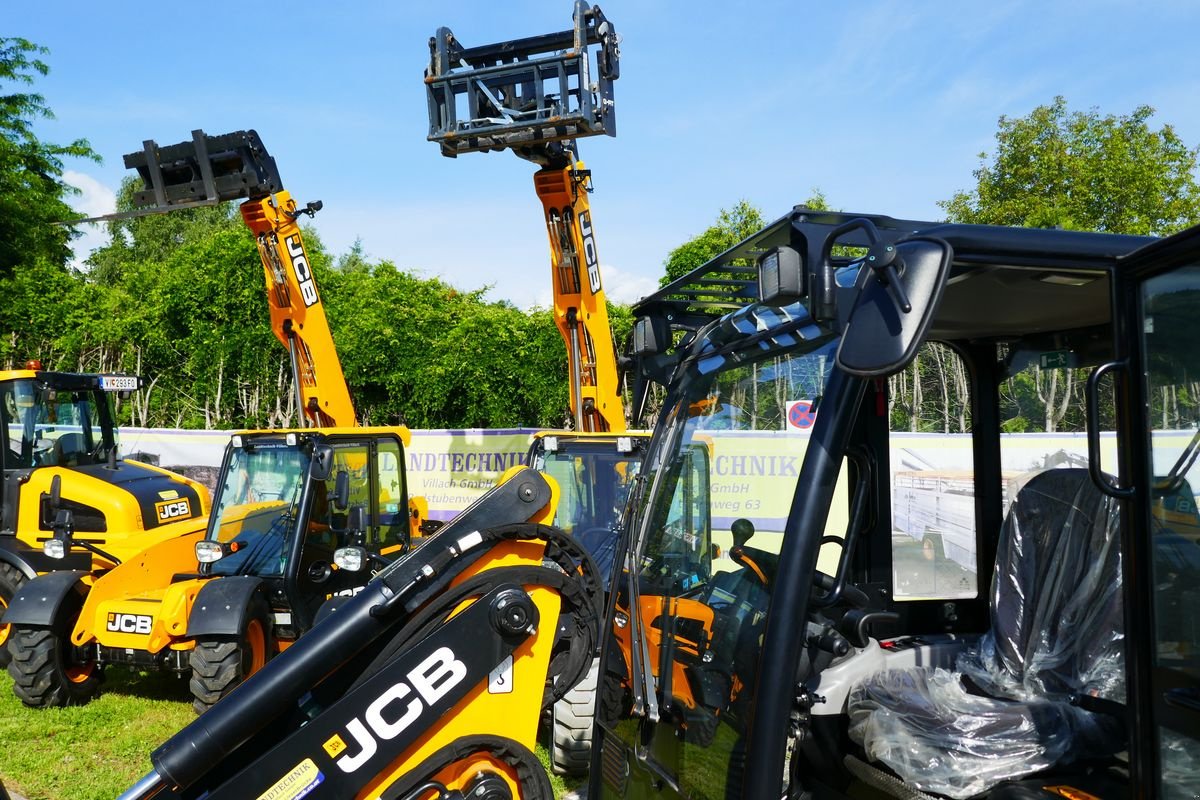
[0,669,578,800]
[0,669,193,800]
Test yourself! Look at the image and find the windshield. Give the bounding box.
[1,379,113,469]
[631,302,836,580]
[614,300,838,799]
[207,440,310,577]
[537,440,643,586]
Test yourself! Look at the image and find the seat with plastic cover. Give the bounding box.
[847,468,1125,798]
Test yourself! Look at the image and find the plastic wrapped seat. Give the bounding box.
[848,469,1125,798]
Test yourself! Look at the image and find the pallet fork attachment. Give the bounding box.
[80,128,353,428]
[426,0,619,158]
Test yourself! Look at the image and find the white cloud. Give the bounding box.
[599,262,660,306]
[63,171,117,270]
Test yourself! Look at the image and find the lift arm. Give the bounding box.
[426,2,626,432]
[534,154,625,432]
[115,129,356,428]
[119,466,604,800]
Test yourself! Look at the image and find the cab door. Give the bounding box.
[1122,227,1200,799]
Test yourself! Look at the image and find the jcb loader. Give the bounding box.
[0,367,210,668]
[4,130,426,710]
[426,5,730,774]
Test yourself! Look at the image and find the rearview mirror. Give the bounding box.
[836,235,953,377]
[310,444,334,481]
[333,470,350,512]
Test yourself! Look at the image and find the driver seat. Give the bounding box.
[847,468,1125,798]
[52,433,88,466]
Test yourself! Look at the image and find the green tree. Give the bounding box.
[660,193,830,286]
[660,200,765,287]
[941,96,1200,235]
[932,98,1200,435]
[0,37,99,275]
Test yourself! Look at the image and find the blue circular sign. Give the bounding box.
[788,401,816,429]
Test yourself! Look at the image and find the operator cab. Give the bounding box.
[528,431,649,585]
[594,209,1200,799]
[198,429,412,638]
[0,370,136,533]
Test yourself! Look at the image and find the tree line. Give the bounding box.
[4,36,1200,432]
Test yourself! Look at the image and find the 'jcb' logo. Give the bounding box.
[106,613,152,634]
[325,646,466,773]
[155,498,192,522]
[579,211,601,295]
[287,235,319,307]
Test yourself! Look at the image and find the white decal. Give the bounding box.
[580,211,601,295]
[106,613,153,635]
[287,235,319,307]
[334,646,468,773]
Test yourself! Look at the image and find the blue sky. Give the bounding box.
[11,1,1200,308]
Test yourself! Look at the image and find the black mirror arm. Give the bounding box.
[867,242,912,313]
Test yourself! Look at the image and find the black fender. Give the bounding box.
[0,569,90,628]
[0,536,91,579]
[186,576,271,638]
[604,634,630,684]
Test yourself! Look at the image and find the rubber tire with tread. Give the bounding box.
[6,592,100,708]
[549,658,599,776]
[0,562,27,670]
[189,599,272,714]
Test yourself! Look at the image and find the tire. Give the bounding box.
[922,532,945,561]
[549,658,599,776]
[0,562,28,670]
[6,592,100,708]
[189,600,271,714]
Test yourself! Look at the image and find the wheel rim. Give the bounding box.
[245,618,267,675]
[0,597,9,651]
[65,662,96,683]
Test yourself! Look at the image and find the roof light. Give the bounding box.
[758,246,805,305]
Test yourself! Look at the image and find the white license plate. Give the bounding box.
[100,375,139,392]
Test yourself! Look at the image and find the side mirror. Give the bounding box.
[43,475,75,560]
[309,444,334,481]
[836,234,953,377]
[346,505,367,544]
[333,470,350,512]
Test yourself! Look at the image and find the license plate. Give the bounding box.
[100,375,140,392]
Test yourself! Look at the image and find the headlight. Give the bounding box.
[195,540,225,563]
[43,539,66,559]
[334,546,365,572]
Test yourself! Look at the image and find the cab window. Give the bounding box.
[889,342,978,601]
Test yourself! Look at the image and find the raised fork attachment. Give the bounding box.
[425,0,619,157]
[122,129,283,213]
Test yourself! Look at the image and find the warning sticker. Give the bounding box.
[255,758,324,800]
[488,655,514,694]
